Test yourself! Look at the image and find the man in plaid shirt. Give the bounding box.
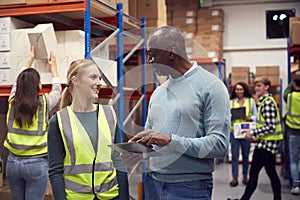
[240,76,283,200]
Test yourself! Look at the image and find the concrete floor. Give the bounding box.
[0,162,298,200]
[128,163,299,200]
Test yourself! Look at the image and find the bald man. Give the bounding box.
[129,26,230,200]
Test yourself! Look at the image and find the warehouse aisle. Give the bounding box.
[129,163,299,200]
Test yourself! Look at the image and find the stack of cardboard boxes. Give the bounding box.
[129,0,167,27]
[166,0,198,35]
[289,17,300,74]
[165,0,224,59]
[0,17,33,85]
[231,66,250,85]
[255,66,280,85]
[195,8,224,59]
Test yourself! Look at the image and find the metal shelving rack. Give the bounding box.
[0,1,148,198]
[0,0,148,143]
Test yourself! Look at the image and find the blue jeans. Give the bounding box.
[289,133,300,187]
[230,132,251,178]
[6,153,49,200]
[145,175,213,200]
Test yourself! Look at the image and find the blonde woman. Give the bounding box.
[48,59,128,200]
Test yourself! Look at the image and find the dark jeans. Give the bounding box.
[230,132,251,178]
[241,148,281,200]
[145,175,213,200]
[6,153,48,200]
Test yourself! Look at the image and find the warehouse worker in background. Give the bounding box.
[283,70,300,103]
[229,82,257,187]
[129,26,230,199]
[47,59,129,200]
[4,47,61,200]
[232,76,283,200]
[285,75,300,195]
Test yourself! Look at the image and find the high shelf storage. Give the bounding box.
[287,40,300,83]
[0,0,148,141]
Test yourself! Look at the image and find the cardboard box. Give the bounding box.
[234,122,256,139]
[64,30,85,56]
[0,0,25,5]
[231,74,249,85]
[92,57,118,87]
[232,66,250,74]
[0,17,33,34]
[289,17,300,45]
[0,52,9,68]
[0,69,10,85]
[197,24,224,32]
[198,8,224,18]
[28,23,57,60]
[9,56,27,82]
[172,17,196,25]
[136,0,167,21]
[0,33,10,52]
[290,21,300,45]
[10,29,31,57]
[267,75,279,85]
[129,0,138,18]
[256,66,279,75]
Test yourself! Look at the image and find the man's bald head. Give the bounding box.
[148,26,188,60]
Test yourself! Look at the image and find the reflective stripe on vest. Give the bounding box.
[4,95,48,156]
[230,98,253,130]
[286,92,300,129]
[57,105,118,200]
[256,96,283,141]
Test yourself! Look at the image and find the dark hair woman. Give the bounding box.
[4,47,62,200]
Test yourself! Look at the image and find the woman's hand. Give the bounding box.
[243,130,252,140]
[243,116,253,122]
[47,51,58,78]
[25,46,35,68]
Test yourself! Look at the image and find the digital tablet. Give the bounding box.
[108,142,156,153]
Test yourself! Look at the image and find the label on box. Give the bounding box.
[0,68,9,85]
[234,122,256,139]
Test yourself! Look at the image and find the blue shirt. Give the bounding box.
[145,63,230,182]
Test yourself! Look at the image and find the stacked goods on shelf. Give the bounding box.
[166,0,198,34]
[195,8,224,59]
[231,66,250,85]
[256,66,280,84]
[256,66,280,103]
[289,17,300,74]
[2,18,88,84]
[0,0,50,5]
[289,17,300,46]
[0,17,33,85]
[166,0,200,58]
[129,0,167,27]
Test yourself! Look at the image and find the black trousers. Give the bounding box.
[241,148,281,200]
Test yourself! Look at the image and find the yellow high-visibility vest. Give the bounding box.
[230,98,253,130]
[257,96,283,141]
[4,95,48,156]
[286,92,300,130]
[57,105,118,200]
